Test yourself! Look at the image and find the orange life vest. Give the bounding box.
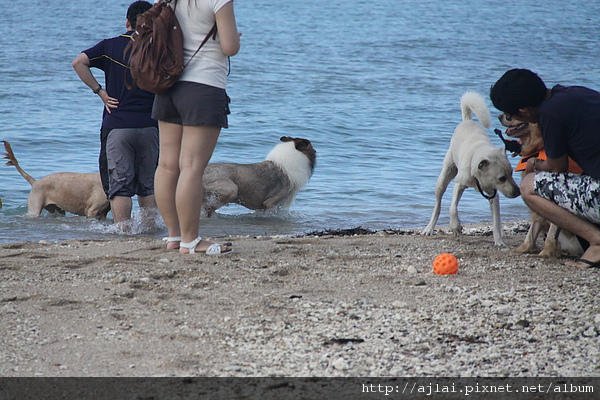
[515,149,583,174]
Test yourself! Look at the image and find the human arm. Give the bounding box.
[72,52,119,113]
[525,154,569,174]
[215,1,240,57]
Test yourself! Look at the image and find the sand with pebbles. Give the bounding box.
[0,221,599,378]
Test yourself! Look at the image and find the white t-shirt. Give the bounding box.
[167,0,232,89]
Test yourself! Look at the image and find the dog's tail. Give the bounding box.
[2,141,36,186]
[460,91,491,129]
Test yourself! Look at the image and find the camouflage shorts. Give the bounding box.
[533,172,600,224]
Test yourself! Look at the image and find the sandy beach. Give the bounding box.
[0,221,599,378]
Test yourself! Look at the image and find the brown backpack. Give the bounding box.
[124,0,216,94]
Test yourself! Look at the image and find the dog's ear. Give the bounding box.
[295,139,311,151]
[280,136,292,143]
[478,159,490,170]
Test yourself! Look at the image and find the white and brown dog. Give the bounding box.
[202,136,316,216]
[2,141,110,218]
[498,116,583,257]
[422,91,520,246]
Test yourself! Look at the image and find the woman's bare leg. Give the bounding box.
[177,125,231,253]
[154,121,183,249]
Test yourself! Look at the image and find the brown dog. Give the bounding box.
[2,141,110,218]
[202,136,316,216]
[498,116,583,257]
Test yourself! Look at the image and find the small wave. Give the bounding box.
[239,208,302,220]
[85,209,165,236]
[203,203,303,220]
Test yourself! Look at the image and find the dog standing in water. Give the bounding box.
[422,92,520,246]
[202,136,317,216]
[2,141,110,218]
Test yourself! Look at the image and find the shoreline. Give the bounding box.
[1,221,599,377]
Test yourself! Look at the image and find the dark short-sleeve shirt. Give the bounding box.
[83,31,157,130]
[538,84,600,179]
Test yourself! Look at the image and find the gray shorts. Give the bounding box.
[533,172,600,224]
[151,81,230,128]
[106,127,159,199]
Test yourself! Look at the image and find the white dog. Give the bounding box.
[422,91,520,246]
[202,136,316,216]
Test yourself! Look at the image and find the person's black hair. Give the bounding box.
[490,69,548,115]
[127,1,152,30]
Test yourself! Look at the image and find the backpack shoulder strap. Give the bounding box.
[184,23,218,68]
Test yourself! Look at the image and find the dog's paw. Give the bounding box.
[513,242,541,254]
[536,247,562,258]
[421,226,435,236]
[450,225,463,237]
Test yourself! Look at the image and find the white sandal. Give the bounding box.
[180,237,233,255]
[162,236,181,249]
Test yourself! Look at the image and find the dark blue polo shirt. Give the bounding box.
[539,84,600,179]
[83,31,157,130]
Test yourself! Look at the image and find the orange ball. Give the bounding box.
[433,253,459,275]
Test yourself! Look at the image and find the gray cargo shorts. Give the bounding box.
[106,127,159,199]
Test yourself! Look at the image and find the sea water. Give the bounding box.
[1,0,599,242]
